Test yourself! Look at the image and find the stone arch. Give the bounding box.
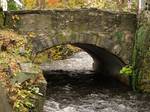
[32,35,129,85]
[32,30,131,65]
[32,32,102,54]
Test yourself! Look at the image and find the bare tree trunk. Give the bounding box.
[0,0,8,11]
[116,0,126,11]
[36,0,45,9]
[138,0,145,13]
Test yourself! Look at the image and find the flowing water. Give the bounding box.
[43,52,150,112]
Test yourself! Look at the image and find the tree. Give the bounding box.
[36,0,45,9]
[138,0,146,13]
[0,0,7,11]
[22,0,36,9]
[0,0,22,11]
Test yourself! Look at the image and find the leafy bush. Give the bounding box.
[33,44,81,64]
[8,0,19,11]
[120,65,133,76]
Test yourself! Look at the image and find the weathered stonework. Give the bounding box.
[4,9,137,65]
[134,11,150,92]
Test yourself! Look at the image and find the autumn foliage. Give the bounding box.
[21,0,137,12]
[47,0,60,5]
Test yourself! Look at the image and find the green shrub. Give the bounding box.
[8,1,19,11]
[120,66,133,76]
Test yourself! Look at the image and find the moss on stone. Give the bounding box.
[132,11,150,92]
[114,31,124,43]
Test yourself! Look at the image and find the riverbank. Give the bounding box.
[0,29,46,112]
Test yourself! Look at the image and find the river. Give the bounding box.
[43,52,150,112]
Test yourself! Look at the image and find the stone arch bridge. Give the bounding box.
[4,9,137,84]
